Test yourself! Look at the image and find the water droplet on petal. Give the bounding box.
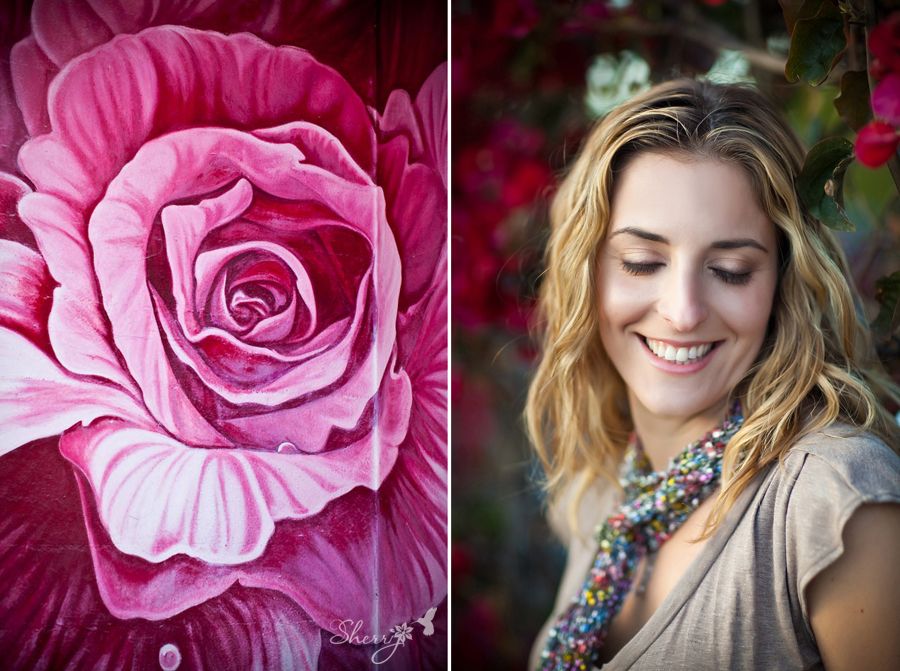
[159,643,181,670]
[277,442,299,454]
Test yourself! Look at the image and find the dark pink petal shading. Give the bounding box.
[9,36,56,137]
[18,27,376,213]
[0,240,52,343]
[0,172,35,248]
[380,63,448,188]
[0,327,152,455]
[162,180,313,344]
[379,139,446,311]
[0,3,32,174]
[31,0,114,65]
[378,64,448,311]
[416,63,449,188]
[0,438,322,670]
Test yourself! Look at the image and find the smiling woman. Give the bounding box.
[525,79,900,670]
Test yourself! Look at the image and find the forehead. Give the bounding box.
[608,152,774,245]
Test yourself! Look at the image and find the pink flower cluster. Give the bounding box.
[856,13,900,168]
[0,1,447,668]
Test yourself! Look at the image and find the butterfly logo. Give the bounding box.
[414,607,437,636]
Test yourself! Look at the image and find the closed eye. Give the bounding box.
[621,261,663,276]
[711,267,752,285]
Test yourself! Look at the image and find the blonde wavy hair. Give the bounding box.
[525,78,900,537]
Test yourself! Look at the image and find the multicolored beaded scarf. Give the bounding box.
[539,403,744,671]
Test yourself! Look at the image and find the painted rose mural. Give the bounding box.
[0,1,447,669]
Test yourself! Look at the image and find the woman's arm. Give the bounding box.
[806,503,900,670]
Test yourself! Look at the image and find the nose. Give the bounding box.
[657,269,708,332]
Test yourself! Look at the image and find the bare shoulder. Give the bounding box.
[806,503,900,671]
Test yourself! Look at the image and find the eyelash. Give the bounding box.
[620,261,752,286]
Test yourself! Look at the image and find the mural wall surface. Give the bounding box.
[0,1,448,669]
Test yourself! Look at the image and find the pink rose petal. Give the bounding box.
[16,191,150,407]
[0,327,152,455]
[19,27,376,210]
[26,0,382,103]
[87,127,400,452]
[61,420,276,565]
[192,243,307,342]
[60,376,405,567]
[415,63,449,188]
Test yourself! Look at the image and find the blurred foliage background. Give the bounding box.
[450,1,899,669]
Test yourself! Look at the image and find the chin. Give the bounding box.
[632,392,726,422]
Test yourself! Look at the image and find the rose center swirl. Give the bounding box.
[225,254,293,327]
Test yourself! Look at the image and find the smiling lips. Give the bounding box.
[644,337,717,366]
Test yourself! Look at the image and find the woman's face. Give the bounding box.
[597,152,779,424]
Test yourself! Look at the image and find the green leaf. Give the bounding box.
[872,271,900,336]
[784,2,846,86]
[834,70,871,131]
[779,0,821,35]
[796,137,855,231]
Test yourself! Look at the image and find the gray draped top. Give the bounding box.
[530,425,900,670]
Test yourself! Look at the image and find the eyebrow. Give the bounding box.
[609,226,769,253]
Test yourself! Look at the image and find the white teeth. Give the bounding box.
[645,338,713,364]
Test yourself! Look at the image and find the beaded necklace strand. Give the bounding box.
[539,403,744,671]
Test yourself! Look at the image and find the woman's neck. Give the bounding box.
[628,395,732,471]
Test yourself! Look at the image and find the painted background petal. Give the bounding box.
[380,63,448,187]
[379,142,446,311]
[0,3,30,175]
[10,36,56,137]
[27,0,379,103]
[415,63,449,188]
[0,438,322,670]
[0,172,35,248]
[0,328,151,455]
[378,63,447,311]
[0,239,52,342]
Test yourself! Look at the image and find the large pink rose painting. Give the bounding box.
[0,1,447,669]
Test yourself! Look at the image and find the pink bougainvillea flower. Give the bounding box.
[0,24,446,669]
[872,73,900,126]
[854,119,900,167]
[869,12,900,77]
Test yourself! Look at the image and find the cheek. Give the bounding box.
[598,268,652,330]
[718,282,776,346]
